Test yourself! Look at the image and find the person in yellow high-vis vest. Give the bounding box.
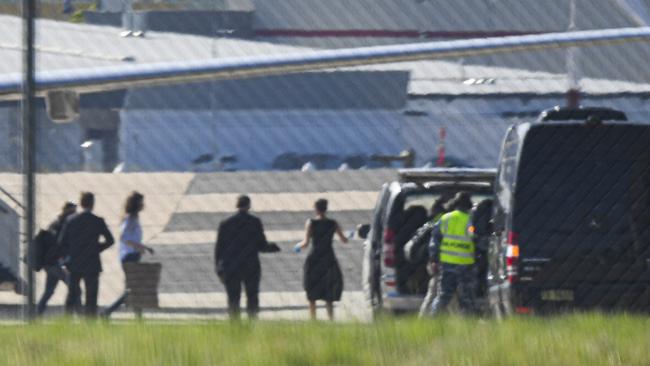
[428,192,477,315]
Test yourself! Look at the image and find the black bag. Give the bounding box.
[260,242,281,253]
[404,221,434,263]
[30,229,57,271]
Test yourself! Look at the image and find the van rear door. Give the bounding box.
[513,123,650,311]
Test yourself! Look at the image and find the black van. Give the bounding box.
[359,168,495,315]
[488,107,650,315]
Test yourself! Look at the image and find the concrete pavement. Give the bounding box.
[0,169,396,321]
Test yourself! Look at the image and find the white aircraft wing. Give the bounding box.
[1,27,650,100]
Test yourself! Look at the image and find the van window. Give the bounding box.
[404,193,444,211]
[404,193,491,211]
[494,126,519,228]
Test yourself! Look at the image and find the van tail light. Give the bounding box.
[506,231,520,284]
[383,228,396,267]
[515,306,532,315]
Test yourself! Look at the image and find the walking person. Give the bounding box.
[58,192,114,317]
[36,201,77,315]
[428,192,477,316]
[214,195,279,319]
[101,192,154,317]
[295,199,348,321]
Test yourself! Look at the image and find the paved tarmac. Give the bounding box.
[0,169,396,322]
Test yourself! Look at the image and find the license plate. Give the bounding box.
[541,290,574,301]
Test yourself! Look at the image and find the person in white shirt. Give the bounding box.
[102,192,154,317]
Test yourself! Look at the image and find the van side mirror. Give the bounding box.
[357,224,370,240]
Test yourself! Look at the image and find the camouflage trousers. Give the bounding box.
[429,264,477,316]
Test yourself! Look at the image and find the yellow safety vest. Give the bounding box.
[439,210,475,265]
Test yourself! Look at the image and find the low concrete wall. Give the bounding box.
[83,11,122,27]
[140,10,253,37]
[85,9,254,37]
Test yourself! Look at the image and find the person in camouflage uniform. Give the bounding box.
[428,192,477,316]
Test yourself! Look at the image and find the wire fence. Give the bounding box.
[0,0,649,321]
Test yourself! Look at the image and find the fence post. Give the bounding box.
[21,0,37,321]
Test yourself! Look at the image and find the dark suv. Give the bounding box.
[488,107,650,316]
[359,168,495,314]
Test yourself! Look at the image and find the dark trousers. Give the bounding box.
[66,272,100,317]
[430,264,476,316]
[475,250,488,298]
[37,265,68,315]
[221,263,261,319]
[102,252,142,317]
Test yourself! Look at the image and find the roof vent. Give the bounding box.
[462,78,496,85]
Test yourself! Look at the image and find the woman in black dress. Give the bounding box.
[296,198,348,320]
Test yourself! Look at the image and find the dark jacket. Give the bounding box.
[48,217,66,236]
[215,211,269,275]
[404,220,435,264]
[42,216,68,266]
[471,199,494,253]
[57,211,114,274]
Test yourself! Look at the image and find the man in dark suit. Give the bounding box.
[58,192,114,316]
[215,195,278,319]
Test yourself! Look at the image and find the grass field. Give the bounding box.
[1,314,649,365]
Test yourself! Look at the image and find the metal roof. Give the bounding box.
[248,0,650,85]
[124,71,409,110]
[355,60,650,96]
[0,14,311,74]
[250,0,641,36]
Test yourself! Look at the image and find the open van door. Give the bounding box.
[0,197,21,292]
[398,168,497,186]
